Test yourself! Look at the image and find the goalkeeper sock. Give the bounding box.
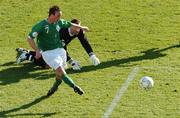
[26,51,36,62]
[62,74,75,88]
[26,53,34,62]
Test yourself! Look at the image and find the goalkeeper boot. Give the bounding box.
[73,85,84,95]
[16,51,27,64]
[16,48,28,53]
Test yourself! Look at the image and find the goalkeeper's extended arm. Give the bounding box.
[78,30,94,56]
[64,45,72,62]
[77,30,100,66]
[66,51,73,62]
[64,45,81,70]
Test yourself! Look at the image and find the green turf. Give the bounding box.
[0,0,180,118]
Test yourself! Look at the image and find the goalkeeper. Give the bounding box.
[16,18,100,70]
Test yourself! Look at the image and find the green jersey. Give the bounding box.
[28,19,71,51]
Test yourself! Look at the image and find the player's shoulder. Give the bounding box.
[58,19,71,24]
[60,27,68,34]
[58,19,66,23]
[33,19,47,28]
[60,19,66,21]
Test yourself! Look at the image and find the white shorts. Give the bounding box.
[41,48,67,70]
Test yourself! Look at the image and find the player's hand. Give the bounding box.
[90,54,100,66]
[70,60,81,70]
[35,49,41,59]
[82,26,89,32]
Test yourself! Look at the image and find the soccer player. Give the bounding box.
[16,19,100,70]
[27,5,88,96]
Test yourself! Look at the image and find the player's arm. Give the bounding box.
[27,38,41,59]
[78,29,93,55]
[63,45,71,62]
[27,22,43,59]
[64,45,81,70]
[78,29,100,66]
[27,37,38,51]
[66,51,81,70]
[71,23,89,32]
[60,19,89,31]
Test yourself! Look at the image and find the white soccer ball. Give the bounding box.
[139,76,154,89]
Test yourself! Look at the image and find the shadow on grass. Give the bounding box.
[0,44,179,85]
[0,63,52,85]
[1,62,15,66]
[0,95,55,117]
[66,44,179,73]
[0,112,57,118]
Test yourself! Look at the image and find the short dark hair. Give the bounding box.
[49,5,60,16]
[71,19,80,25]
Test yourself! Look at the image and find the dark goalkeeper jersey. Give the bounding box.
[60,28,94,61]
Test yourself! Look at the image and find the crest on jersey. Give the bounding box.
[45,25,49,34]
[56,25,60,31]
[32,32,38,37]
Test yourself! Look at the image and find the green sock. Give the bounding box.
[62,74,75,88]
[52,79,62,89]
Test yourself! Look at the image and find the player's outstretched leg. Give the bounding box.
[73,85,84,95]
[47,79,62,96]
[47,67,84,97]
[62,74,84,95]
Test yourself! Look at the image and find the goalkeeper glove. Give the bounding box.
[90,54,100,66]
[69,59,81,70]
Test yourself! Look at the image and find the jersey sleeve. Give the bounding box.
[28,21,44,39]
[77,29,94,56]
[59,19,71,29]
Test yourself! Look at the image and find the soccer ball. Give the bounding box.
[139,76,154,89]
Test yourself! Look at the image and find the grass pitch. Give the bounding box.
[0,0,180,118]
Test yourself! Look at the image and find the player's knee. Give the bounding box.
[55,67,65,79]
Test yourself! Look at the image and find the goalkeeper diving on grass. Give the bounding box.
[16,18,100,70]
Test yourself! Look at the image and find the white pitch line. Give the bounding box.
[102,67,140,118]
[142,66,180,70]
